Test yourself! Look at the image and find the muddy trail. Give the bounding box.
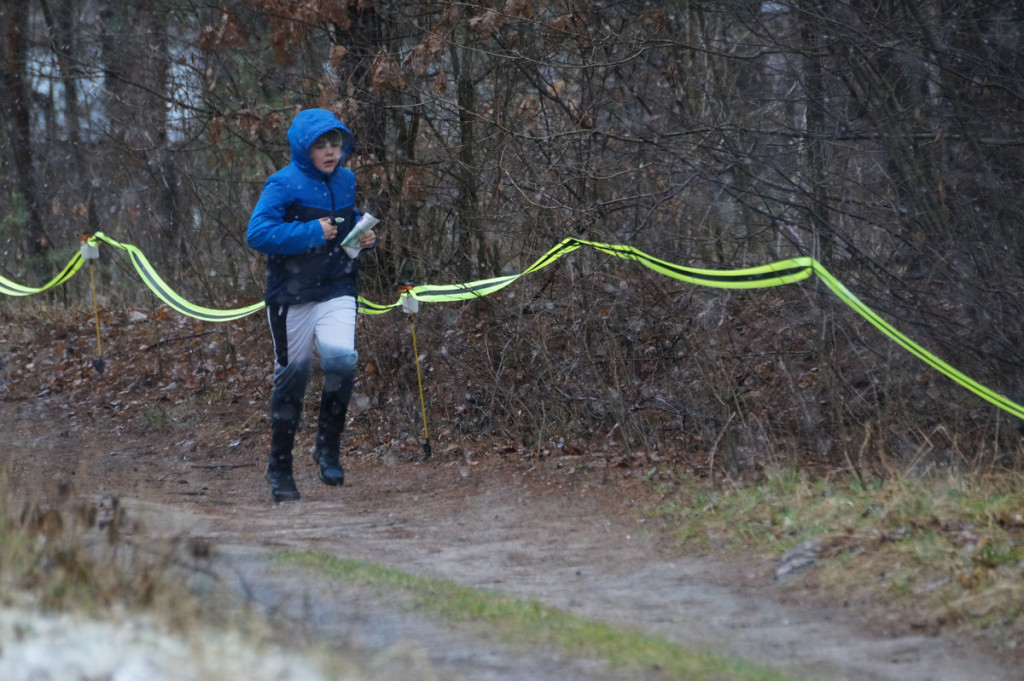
[2,397,1016,681]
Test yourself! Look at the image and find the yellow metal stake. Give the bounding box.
[401,287,431,458]
[81,235,105,374]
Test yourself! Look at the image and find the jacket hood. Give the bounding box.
[287,108,354,176]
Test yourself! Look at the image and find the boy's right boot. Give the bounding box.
[265,399,302,503]
[265,459,299,503]
[265,340,313,503]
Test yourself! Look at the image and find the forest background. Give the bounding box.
[2,0,1024,478]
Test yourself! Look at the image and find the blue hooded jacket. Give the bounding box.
[247,108,362,305]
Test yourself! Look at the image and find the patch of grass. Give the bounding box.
[140,403,173,431]
[650,467,1024,649]
[279,550,805,681]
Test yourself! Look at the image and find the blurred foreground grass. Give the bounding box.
[0,471,365,681]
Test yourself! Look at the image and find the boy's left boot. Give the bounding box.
[313,372,351,487]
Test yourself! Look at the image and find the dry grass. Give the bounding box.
[651,467,1024,651]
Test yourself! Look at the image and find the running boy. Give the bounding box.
[247,108,376,503]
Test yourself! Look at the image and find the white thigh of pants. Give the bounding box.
[269,296,359,377]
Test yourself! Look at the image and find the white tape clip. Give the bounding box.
[80,242,100,261]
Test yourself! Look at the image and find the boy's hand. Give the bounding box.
[320,217,338,240]
[358,229,376,249]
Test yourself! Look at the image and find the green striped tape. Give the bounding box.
[1,233,1020,420]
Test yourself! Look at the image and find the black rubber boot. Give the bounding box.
[314,450,345,487]
[265,466,300,503]
[266,395,302,503]
[313,372,352,487]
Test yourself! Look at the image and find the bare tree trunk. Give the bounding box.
[449,41,486,280]
[40,0,99,235]
[0,0,51,266]
[798,0,833,265]
[142,0,184,273]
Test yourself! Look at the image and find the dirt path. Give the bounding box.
[2,398,1015,680]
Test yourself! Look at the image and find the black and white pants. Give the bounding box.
[266,296,358,462]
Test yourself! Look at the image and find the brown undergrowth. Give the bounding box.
[3,257,1020,478]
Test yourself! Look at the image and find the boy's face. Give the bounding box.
[310,133,342,174]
